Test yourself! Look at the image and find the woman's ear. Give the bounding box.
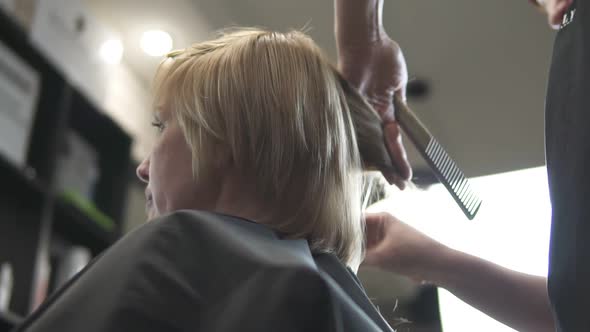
[213,142,234,170]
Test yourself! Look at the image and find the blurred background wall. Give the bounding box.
[0,1,555,331]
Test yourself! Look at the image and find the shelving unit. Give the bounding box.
[0,311,22,332]
[52,197,118,256]
[0,9,132,324]
[0,153,47,204]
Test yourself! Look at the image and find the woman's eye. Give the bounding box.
[151,121,165,133]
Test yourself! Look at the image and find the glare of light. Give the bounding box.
[140,30,173,56]
[368,166,551,332]
[99,39,124,65]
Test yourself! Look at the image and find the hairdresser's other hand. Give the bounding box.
[363,212,445,282]
[534,0,574,28]
[338,33,412,189]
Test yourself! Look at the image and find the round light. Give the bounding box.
[140,30,173,57]
[99,39,124,65]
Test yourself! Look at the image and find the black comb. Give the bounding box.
[393,96,482,220]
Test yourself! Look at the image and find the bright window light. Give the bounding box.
[368,166,551,332]
[99,39,124,65]
[140,30,173,57]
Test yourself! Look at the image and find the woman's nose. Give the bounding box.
[136,156,150,183]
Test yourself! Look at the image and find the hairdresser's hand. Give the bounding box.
[338,34,412,189]
[363,212,445,282]
[533,0,574,28]
[364,212,555,332]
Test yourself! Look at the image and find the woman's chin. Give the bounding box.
[146,204,157,221]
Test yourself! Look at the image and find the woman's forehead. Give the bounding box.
[152,86,173,116]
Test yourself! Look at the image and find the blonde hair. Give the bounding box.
[153,28,393,269]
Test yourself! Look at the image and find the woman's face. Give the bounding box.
[136,108,222,220]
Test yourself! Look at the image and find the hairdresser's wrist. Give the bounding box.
[336,27,387,55]
[337,33,389,83]
[392,241,454,285]
[338,35,398,93]
[422,246,480,291]
[406,244,463,287]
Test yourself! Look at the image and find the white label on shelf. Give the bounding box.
[0,41,40,166]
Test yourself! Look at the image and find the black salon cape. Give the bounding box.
[545,0,590,330]
[13,210,392,332]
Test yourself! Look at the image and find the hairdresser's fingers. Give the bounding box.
[546,0,573,28]
[395,175,407,190]
[382,171,395,187]
[384,121,412,181]
[383,171,406,190]
[363,212,392,267]
[393,175,407,191]
[388,91,408,190]
[555,0,574,26]
[364,212,387,249]
[366,92,396,123]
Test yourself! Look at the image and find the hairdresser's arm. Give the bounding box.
[335,0,411,188]
[335,0,405,109]
[364,212,554,332]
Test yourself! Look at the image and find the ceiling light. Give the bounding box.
[99,39,124,65]
[140,30,173,57]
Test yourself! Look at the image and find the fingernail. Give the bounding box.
[396,178,406,190]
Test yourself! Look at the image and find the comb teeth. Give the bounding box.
[425,139,482,220]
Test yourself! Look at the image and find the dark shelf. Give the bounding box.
[68,90,132,224]
[0,153,48,206]
[0,5,130,322]
[53,198,118,256]
[0,311,23,332]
